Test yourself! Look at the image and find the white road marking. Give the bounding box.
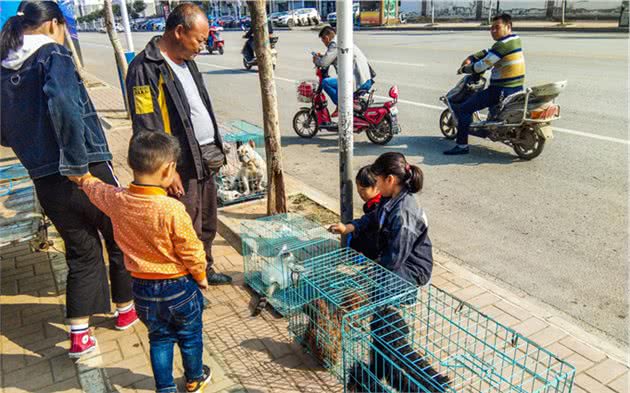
[371,60,425,67]
[83,50,627,147]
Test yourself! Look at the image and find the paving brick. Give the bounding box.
[526,325,568,347]
[105,354,150,378]
[1,265,34,281]
[33,261,52,276]
[1,354,26,373]
[2,359,53,391]
[494,300,532,320]
[565,352,596,374]
[545,342,576,360]
[33,376,82,393]
[560,336,607,363]
[608,372,629,393]
[117,333,146,360]
[451,284,486,301]
[576,373,617,393]
[15,253,49,267]
[108,367,152,390]
[586,358,629,385]
[511,317,548,337]
[468,292,502,309]
[50,354,78,382]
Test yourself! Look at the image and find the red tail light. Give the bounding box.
[389,86,399,100]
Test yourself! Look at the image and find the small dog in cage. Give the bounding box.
[347,306,451,393]
[237,140,267,194]
[303,292,366,368]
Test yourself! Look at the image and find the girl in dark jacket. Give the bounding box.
[330,152,433,287]
[1,1,135,358]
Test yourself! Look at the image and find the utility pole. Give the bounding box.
[337,0,354,241]
[431,0,434,25]
[118,0,135,53]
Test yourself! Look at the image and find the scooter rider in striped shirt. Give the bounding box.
[444,13,525,156]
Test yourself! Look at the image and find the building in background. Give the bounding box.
[75,0,159,18]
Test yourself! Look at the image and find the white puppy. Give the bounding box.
[237,140,267,194]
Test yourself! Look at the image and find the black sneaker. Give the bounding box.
[185,365,212,392]
[206,268,232,285]
[443,145,470,155]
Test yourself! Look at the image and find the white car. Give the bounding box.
[273,11,298,27]
[294,8,320,26]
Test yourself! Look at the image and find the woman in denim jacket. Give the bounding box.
[1,1,135,358]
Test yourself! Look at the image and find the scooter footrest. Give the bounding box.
[470,120,505,129]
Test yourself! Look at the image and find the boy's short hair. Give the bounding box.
[128,132,181,175]
[356,165,376,188]
[319,26,336,39]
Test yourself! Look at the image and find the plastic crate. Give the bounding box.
[297,80,318,103]
[342,285,575,393]
[217,121,266,206]
[287,248,419,379]
[241,213,339,315]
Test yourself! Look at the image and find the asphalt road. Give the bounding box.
[78,29,628,343]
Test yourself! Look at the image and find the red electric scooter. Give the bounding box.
[292,66,401,145]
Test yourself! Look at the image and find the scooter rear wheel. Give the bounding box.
[439,109,457,140]
[219,46,224,55]
[293,109,318,138]
[366,117,394,145]
[513,126,545,160]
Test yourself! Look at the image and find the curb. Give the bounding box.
[359,25,628,33]
[216,173,628,364]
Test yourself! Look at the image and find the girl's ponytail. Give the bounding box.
[371,152,424,193]
[0,16,26,61]
[405,164,423,194]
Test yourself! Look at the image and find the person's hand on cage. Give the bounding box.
[328,223,354,235]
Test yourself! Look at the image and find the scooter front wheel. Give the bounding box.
[293,109,318,138]
[218,46,224,55]
[243,57,252,70]
[366,117,394,145]
[439,109,457,140]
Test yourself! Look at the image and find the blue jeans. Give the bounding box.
[452,85,522,145]
[133,276,204,393]
[321,78,374,106]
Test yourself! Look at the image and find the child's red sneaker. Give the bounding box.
[115,306,139,331]
[68,330,97,358]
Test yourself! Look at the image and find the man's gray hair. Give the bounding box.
[165,2,207,32]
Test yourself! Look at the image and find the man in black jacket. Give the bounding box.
[126,3,231,285]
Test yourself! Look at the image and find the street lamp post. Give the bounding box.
[118,0,135,53]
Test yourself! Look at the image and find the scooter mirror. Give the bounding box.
[389,86,399,100]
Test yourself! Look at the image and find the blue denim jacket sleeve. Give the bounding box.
[379,210,418,272]
[42,49,89,176]
[351,207,379,237]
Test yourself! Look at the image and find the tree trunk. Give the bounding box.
[64,25,87,81]
[104,0,129,86]
[247,0,287,215]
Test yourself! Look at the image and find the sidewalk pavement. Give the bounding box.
[1,73,628,393]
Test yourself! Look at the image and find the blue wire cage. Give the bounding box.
[342,285,576,393]
[241,213,339,315]
[0,163,49,249]
[217,120,266,206]
[287,247,419,379]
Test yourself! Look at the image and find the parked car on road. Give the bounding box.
[273,11,298,27]
[294,8,320,26]
[218,15,237,28]
[239,15,251,28]
[326,3,359,26]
